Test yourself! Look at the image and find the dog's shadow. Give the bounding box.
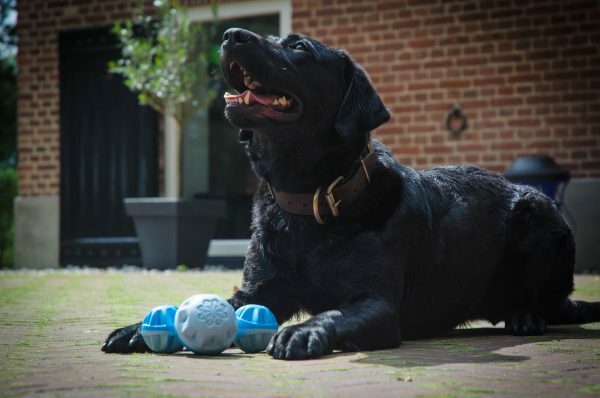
[347,324,600,369]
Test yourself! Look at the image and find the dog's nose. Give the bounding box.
[223,28,254,45]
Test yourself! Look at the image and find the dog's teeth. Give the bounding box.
[244,91,251,105]
[272,99,278,105]
[229,62,235,71]
[238,97,243,104]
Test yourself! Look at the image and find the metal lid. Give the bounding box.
[504,155,570,182]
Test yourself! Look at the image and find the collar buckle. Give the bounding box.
[325,176,345,217]
[361,142,374,183]
[312,175,344,225]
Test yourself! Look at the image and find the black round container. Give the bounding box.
[504,155,570,207]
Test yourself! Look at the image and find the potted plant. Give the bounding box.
[109,0,224,269]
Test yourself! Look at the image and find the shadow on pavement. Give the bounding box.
[350,324,600,368]
[181,352,255,360]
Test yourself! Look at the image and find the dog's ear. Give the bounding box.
[335,55,390,143]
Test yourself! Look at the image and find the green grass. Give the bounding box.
[0,271,599,397]
[573,276,600,298]
[579,383,600,394]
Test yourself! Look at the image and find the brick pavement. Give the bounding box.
[0,270,598,397]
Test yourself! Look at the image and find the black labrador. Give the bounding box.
[103,29,600,360]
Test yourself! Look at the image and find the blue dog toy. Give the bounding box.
[141,301,278,354]
[175,294,238,355]
[140,304,183,354]
[234,304,279,353]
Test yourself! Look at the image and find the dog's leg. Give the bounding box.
[228,278,303,324]
[228,238,304,324]
[503,193,575,336]
[267,297,401,360]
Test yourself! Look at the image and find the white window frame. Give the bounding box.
[190,0,292,258]
[189,0,292,37]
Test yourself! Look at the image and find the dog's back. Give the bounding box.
[394,161,586,337]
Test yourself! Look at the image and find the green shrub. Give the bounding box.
[0,167,17,268]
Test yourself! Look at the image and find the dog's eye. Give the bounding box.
[291,42,308,51]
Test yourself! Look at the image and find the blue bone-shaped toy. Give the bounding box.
[140,299,279,354]
[234,304,279,353]
[140,304,183,354]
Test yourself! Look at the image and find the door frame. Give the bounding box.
[187,0,291,261]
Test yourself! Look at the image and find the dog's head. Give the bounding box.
[220,29,390,145]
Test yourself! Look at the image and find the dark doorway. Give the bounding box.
[59,28,159,267]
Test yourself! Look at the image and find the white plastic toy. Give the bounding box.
[174,294,238,355]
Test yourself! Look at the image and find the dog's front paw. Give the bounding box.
[101,322,150,354]
[266,322,335,360]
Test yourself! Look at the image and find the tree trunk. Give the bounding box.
[164,111,181,197]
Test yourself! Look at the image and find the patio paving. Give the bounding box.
[0,269,599,397]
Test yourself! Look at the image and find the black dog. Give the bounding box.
[103,29,600,359]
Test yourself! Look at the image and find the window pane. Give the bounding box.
[183,14,279,239]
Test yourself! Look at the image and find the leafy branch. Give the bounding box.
[108,0,219,123]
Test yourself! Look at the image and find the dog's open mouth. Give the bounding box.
[224,62,303,122]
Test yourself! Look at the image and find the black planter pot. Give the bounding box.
[124,198,226,269]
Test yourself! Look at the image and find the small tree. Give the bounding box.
[109,0,218,196]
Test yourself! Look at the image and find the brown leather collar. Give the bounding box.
[267,142,376,224]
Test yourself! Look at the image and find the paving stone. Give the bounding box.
[0,271,598,397]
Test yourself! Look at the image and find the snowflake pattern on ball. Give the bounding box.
[196,298,230,328]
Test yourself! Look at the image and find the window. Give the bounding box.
[184,1,291,259]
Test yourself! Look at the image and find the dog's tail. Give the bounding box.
[545,299,600,325]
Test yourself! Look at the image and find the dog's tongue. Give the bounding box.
[224,90,292,108]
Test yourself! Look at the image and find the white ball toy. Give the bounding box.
[174,294,237,355]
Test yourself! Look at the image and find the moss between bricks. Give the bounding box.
[0,271,599,397]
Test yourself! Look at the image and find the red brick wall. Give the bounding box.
[16,0,157,197]
[16,0,242,197]
[17,0,600,198]
[292,0,600,177]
